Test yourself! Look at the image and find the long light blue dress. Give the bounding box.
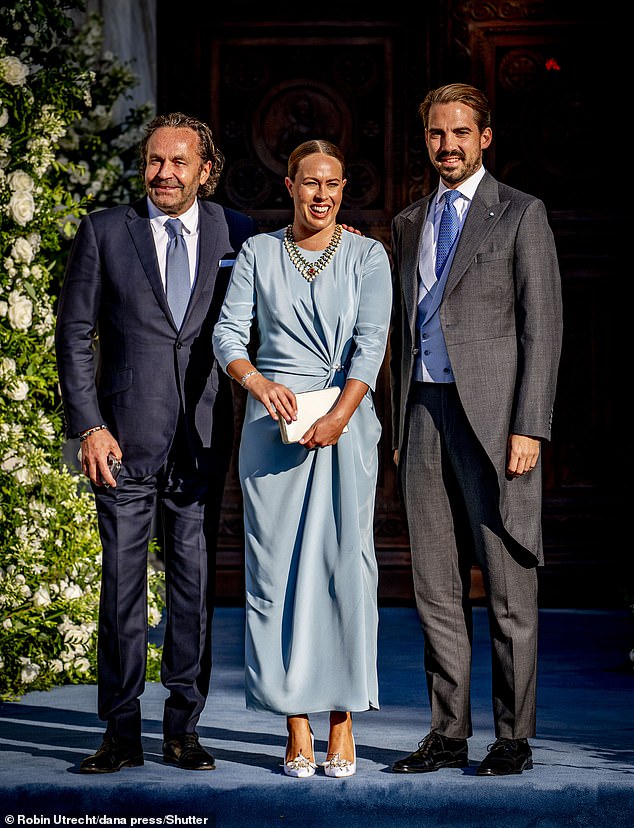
[212,228,392,715]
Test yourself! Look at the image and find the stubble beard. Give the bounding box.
[435,152,482,187]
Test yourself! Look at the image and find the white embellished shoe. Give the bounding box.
[283,731,316,778]
[323,734,356,778]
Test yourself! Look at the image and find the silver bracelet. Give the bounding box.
[239,370,260,388]
[79,424,109,442]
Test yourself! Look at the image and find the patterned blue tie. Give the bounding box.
[165,218,190,328]
[435,190,461,278]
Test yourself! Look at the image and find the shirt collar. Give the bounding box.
[147,197,199,235]
[436,164,486,206]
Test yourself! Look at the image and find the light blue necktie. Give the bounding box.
[435,190,461,277]
[165,218,191,328]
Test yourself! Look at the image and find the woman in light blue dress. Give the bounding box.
[212,140,391,778]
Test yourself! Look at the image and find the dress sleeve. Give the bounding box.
[212,237,257,372]
[347,240,393,391]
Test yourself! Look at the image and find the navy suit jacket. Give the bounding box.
[55,198,256,478]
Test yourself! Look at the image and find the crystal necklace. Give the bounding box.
[283,223,343,282]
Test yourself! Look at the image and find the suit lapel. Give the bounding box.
[184,202,231,329]
[125,200,174,321]
[444,172,510,297]
[190,203,224,302]
[402,196,433,330]
[126,199,232,332]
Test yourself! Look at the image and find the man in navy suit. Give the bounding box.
[55,113,256,773]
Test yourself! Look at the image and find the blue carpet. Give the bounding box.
[1,607,633,827]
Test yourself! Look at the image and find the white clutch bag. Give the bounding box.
[279,387,348,444]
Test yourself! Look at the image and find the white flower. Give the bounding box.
[0,357,16,378]
[27,231,41,252]
[7,169,35,192]
[0,454,17,473]
[0,55,29,86]
[17,578,31,599]
[3,257,16,276]
[7,379,29,401]
[19,657,40,684]
[148,605,162,627]
[11,237,35,264]
[57,615,95,646]
[61,582,83,601]
[8,190,35,226]
[32,585,51,608]
[49,659,64,674]
[38,415,56,442]
[0,301,7,317]
[0,108,8,127]
[2,618,12,630]
[7,291,33,330]
[74,657,91,673]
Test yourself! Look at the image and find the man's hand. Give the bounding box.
[506,434,540,478]
[80,428,122,487]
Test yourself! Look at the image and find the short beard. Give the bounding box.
[435,152,482,186]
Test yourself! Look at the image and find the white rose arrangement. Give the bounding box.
[0,1,162,701]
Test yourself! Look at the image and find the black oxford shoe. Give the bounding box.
[392,731,469,773]
[79,736,144,773]
[476,738,533,776]
[163,734,216,770]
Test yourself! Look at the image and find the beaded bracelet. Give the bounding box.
[239,370,259,387]
[79,424,109,442]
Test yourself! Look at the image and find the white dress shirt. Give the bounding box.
[414,165,486,383]
[148,198,200,290]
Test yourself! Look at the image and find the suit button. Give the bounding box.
[176,342,183,350]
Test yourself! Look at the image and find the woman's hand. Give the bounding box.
[299,411,348,449]
[227,360,297,423]
[246,373,297,424]
[298,378,368,449]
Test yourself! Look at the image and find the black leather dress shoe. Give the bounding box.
[392,731,468,773]
[476,738,533,776]
[163,734,216,770]
[79,736,144,773]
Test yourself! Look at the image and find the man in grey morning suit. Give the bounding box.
[55,113,256,773]
[390,84,563,776]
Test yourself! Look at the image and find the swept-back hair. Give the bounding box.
[418,83,491,133]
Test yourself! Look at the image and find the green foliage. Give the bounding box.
[0,0,162,701]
